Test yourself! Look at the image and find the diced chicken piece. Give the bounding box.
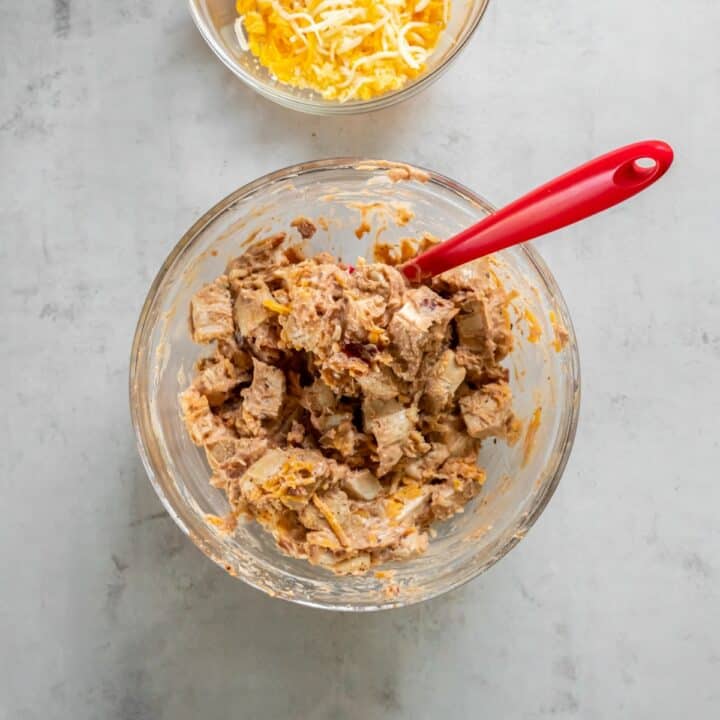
[298,501,330,532]
[454,346,510,384]
[436,259,514,362]
[320,351,368,396]
[245,320,284,364]
[301,381,366,457]
[300,378,336,416]
[205,436,269,480]
[389,287,439,337]
[215,336,254,371]
[430,457,486,520]
[459,382,514,440]
[356,365,401,400]
[320,420,370,463]
[261,396,304,442]
[376,444,404,478]
[353,261,406,310]
[190,277,234,344]
[304,530,342,555]
[215,396,253,437]
[487,295,514,359]
[313,408,353,436]
[301,380,351,436]
[388,286,457,379]
[363,398,417,446]
[242,447,286,484]
[226,234,286,291]
[241,358,286,433]
[422,350,466,414]
[399,443,450,482]
[244,448,330,511]
[425,412,479,459]
[343,262,406,344]
[455,294,513,361]
[455,300,494,354]
[233,279,274,337]
[179,387,234,446]
[279,262,347,358]
[206,436,268,471]
[432,258,495,297]
[363,398,418,476]
[193,357,246,406]
[342,469,382,501]
[344,294,389,344]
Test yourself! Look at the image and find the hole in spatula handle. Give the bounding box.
[614,145,673,189]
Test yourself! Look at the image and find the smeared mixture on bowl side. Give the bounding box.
[234,0,450,102]
[180,229,520,575]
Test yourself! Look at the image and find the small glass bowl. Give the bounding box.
[130,159,580,610]
[187,0,491,114]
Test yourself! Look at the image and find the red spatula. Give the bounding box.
[401,140,674,282]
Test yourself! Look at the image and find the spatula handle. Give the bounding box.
[402,140,674,281]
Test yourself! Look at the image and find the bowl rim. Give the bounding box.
[129,157,581,610]
[186,0,492,115]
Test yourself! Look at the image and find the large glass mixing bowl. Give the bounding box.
[130,159,580,610]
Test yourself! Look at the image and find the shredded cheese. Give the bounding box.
[262,298,292,315]
[523,308,543,344]
[234,0,450,102]
[312,494,351,546]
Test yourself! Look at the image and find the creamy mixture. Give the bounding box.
[180,228,520,575]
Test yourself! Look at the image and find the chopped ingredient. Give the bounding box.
[290,216,317,239]
[181,230,520,575]
[234,0,450,102]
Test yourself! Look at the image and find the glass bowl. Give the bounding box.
[130,159,580,610]
[187,0,491,114]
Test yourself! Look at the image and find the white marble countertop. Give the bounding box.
[2,1,719,717]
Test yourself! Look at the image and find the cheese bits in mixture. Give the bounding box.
[180,228,522,575]
[234,0,450,101]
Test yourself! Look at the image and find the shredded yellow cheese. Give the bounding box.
[235,0,450,102]
[523,308,543,344]
[313,494,350,546]
[385,483,424,519]
[262,298,292,315]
